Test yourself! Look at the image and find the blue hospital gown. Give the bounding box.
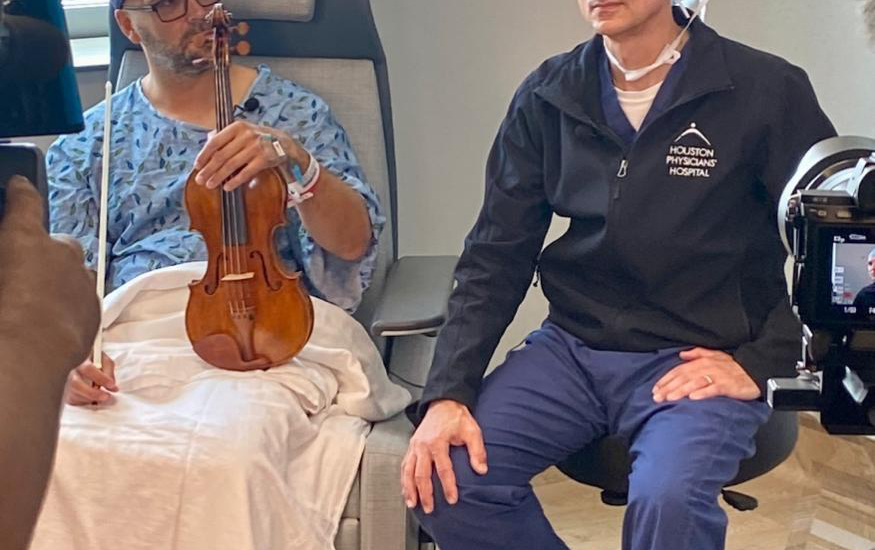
[48,65,384,312]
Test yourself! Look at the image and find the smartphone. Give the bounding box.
[0,143,49,229]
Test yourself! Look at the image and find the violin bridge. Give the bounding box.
[221,272,256,282]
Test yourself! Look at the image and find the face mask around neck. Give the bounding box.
[603,0,710,82]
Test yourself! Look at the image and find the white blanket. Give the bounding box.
[30,262,411,550]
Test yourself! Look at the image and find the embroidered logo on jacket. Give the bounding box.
[666,123,718,178]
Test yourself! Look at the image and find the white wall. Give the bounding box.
[370,0,587,366]
[706,0,875,137]
[371,0,875,367]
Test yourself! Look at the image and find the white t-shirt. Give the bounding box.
[615,80,663,131]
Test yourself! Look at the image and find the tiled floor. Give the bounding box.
[533,414,875,550]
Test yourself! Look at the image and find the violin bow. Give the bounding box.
[93,80,113,372]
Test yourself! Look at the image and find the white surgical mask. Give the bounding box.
[604,0,710,82]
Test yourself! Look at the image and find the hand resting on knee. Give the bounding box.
[401,399,488,514]
[651,348,760,403]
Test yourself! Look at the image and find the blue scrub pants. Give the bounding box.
[415,321,771,550]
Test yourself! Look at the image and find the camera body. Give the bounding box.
[770,137,875,434]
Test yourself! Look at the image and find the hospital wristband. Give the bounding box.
[266,137,321,206]
[286,151,321,206]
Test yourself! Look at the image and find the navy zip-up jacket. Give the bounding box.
[416,19,837,420]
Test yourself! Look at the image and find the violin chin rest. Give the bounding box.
[192,333,271,371]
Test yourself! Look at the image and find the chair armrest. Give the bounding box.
[370,255,458,338]
[360,413,417,550]
[386,335,435,400]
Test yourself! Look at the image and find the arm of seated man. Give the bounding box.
[192,120,372,261]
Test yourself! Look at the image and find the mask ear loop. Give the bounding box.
[675,0,709,21]
[676,0,708,36]
[677,2,691,19]
[604,0,704,83]
[655,0,711,62]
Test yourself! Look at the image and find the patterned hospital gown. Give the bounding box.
[48,65,384,312]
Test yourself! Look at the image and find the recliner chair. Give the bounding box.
[108,1,454,549]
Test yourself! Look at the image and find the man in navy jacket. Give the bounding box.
[402,1,837,549]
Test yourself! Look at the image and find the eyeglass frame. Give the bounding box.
[118,0,219,23]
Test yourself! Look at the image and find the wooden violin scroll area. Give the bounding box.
[234,40,251,57]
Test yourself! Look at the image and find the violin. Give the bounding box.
[184,4,314,371]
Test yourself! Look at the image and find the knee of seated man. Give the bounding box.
[425,446,488,511]
[628,464,714,512]
[445,444,519,488]
[445,445,483,486]
[427,445,529,513]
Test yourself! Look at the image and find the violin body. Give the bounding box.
[184,4,314,371]
[184,167,313,371]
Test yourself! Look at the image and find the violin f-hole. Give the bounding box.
[250,249,283,292]
[202,254,223,295]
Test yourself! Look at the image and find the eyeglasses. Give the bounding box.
[121,0,219,23]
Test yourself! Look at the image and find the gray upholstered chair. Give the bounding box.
[109,1,454,549]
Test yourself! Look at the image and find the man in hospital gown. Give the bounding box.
[30,1,407,548]
[51,0,382,399]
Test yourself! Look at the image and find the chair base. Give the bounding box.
[600,490,628,506]
[598,489,760,512]
[721,489,759,511]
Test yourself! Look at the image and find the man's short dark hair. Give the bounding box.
[866,0,875,42]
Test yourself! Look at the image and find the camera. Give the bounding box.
[769,136,875,434]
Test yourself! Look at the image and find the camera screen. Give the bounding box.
[830,236,875,316]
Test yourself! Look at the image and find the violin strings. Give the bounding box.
[217,34,245,316]
[218,60,231,260]
[224,62,244,314]
[215,50,229,311]
[217,55,235,315]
